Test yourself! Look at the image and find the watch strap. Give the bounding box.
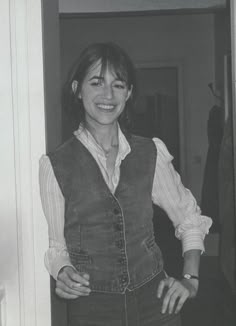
[183,273,199,280]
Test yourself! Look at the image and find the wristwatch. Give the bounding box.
[183,273,199,280]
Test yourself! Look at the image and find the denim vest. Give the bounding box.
[49,134,164,293]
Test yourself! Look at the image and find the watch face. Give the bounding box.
[184,274,191,279]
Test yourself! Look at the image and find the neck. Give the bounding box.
[84,120,119,151]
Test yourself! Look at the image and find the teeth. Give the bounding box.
[97,104,114,110]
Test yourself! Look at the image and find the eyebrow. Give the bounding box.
[88,75,125,82]
[88,76,103,81]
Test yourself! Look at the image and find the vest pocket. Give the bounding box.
[144,234,156,250]
[143,234,162,261]
[67,246,92,271]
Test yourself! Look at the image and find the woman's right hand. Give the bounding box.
[56,266,91,299]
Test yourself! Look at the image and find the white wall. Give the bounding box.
[60,14,215,201]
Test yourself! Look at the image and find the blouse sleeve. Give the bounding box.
[151,138,212,254]
[39,155,74,280]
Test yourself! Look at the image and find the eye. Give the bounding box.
[113,82,126,89]
[90,79,103,87]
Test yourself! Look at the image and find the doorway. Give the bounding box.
[132,66,180,171]
[42,2,235,326]
[131,65,183,285]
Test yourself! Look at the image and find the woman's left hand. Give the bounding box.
[157,277,199,314]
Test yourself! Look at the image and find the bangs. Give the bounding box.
[100,58,129,84]
[97,45,132,87]
[65,42,136,133]
[73,42,136,93]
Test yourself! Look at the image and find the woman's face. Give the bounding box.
[79,61,132,128]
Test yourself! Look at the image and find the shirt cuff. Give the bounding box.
[180,229,205,255]
[44,251,74,280]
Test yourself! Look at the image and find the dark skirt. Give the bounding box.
[67,271,181,326]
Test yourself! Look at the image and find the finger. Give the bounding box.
[55,287,79,299]
[67,269,90,286]
[56,280,80,296]
[59,269,90,289]
[58,272,79,289]
[72,283,91,295]
[57,280,91,296]
[175,290,189,314]
[157,280,165,298]
[161,282,177,314]
[167,290,180,314]
[82,273,90,281]
[157,277,175,299]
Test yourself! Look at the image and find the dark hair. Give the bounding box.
[63,42,137,134]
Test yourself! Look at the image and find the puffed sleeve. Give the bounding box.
[39,155,74,280]
[152,138,212,254]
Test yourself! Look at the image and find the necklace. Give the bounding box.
[102,143,118,157]
[83,125,119,158]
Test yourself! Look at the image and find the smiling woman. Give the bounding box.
[2,1,236,326]
[64,43,136,137]
[73,60,132,129]
[39,42,212,326]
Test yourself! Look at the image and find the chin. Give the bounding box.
[97,119,118,126]
[95,115,121,126]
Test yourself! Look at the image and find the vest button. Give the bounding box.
[114,223,122,231]
[113,208,120,215]
[118,257,125,264]
[115,240,123,249]
[120,275,128,284]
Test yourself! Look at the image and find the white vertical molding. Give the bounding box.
[26,0,51,323]
[8,0,51,325]
[0,0,21,325]
[0,285,6,326]
[10,0,36,322]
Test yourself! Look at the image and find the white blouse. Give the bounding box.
[39,124,212,280]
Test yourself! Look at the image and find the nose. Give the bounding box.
[103,84,113,99]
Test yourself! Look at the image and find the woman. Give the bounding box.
[39,42,212,326]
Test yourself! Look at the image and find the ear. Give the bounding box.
[126,85,133,101]
[71,80,79,94]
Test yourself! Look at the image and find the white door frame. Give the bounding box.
[0,0,50,325]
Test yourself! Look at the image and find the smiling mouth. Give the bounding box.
[97,104,115,110]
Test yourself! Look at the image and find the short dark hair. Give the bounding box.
[63,42,137,134]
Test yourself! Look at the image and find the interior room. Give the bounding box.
[2,0,235,325]
[39,1,235,325]
[40,2,235,325]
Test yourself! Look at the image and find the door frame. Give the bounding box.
[0,0,50,325]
